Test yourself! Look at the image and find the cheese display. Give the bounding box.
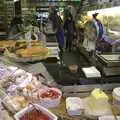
[0,65,42,112]
[0,55,118,119]
[0,40,41,50]
[82,66,101,78]
[0,39,59,62]
[0,41,16,49]
[66,97,84,116]
[0,40,50,62]
[15,46,49,58]
[0,64,62,114]
[15,40,41,49]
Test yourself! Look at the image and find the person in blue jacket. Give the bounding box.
[49,7,64,53]
[92,13,105,40]
[92,13,107,52]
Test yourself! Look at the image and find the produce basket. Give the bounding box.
[14,104,58,120]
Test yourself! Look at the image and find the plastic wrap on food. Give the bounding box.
[16,73,32,88]
[0,67,11,79]
[3,96,28,113]
[31,76,42,87]
[99,116,120,120]
[1,110,13,120]
[2,96,18,113]
[22,84,48,101]
[13,69,25,77]
[38,88,62,108]
[7,66,18,74]
[66,97,84,116]
[7,85,18,93]
[0,89,7,100]
[14,104,57,120]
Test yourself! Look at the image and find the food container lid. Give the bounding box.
[113,87,120,98]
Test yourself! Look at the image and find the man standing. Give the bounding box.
[64,13,76,52]
[49,7,64,53]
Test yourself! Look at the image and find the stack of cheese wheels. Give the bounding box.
[112,87,120,107]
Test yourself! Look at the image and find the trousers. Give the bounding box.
[66,34,74,52]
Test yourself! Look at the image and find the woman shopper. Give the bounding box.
[49,7,64,53]
[64,13,76,52]
[49,7,64,65]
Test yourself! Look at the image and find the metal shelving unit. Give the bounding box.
[5,0,14,26]
[0,0,14,38]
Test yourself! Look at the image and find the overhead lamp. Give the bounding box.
[14,0,19,2]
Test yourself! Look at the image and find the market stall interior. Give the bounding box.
[0,0,120,120]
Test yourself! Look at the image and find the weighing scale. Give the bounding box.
[96,53,120,76]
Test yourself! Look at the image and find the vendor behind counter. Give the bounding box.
[8,15,23,39]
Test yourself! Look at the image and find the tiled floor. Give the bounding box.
[62,50,90,67]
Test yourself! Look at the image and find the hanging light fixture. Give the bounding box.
[14,0,19,2]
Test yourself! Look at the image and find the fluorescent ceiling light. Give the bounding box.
[14,0,19,2]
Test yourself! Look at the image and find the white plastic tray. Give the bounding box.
[14,104,58,120]
[99,115,120,120]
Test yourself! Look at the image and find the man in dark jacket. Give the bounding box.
[64,13,76,52]
[11,15,23,33]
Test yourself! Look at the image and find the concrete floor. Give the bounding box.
[62,50,90,67]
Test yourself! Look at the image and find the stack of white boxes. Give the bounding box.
[82,66,101,78]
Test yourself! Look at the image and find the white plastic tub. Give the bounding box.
[66,97,84,116]
[39,88,62,108]
[112,87,120,107]
[14,104,58,120]
[99,116,120,120]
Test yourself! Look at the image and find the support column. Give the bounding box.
[14,0,21,16]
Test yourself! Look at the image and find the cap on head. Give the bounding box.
[50,6,57,14]
[93,13,99,18]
